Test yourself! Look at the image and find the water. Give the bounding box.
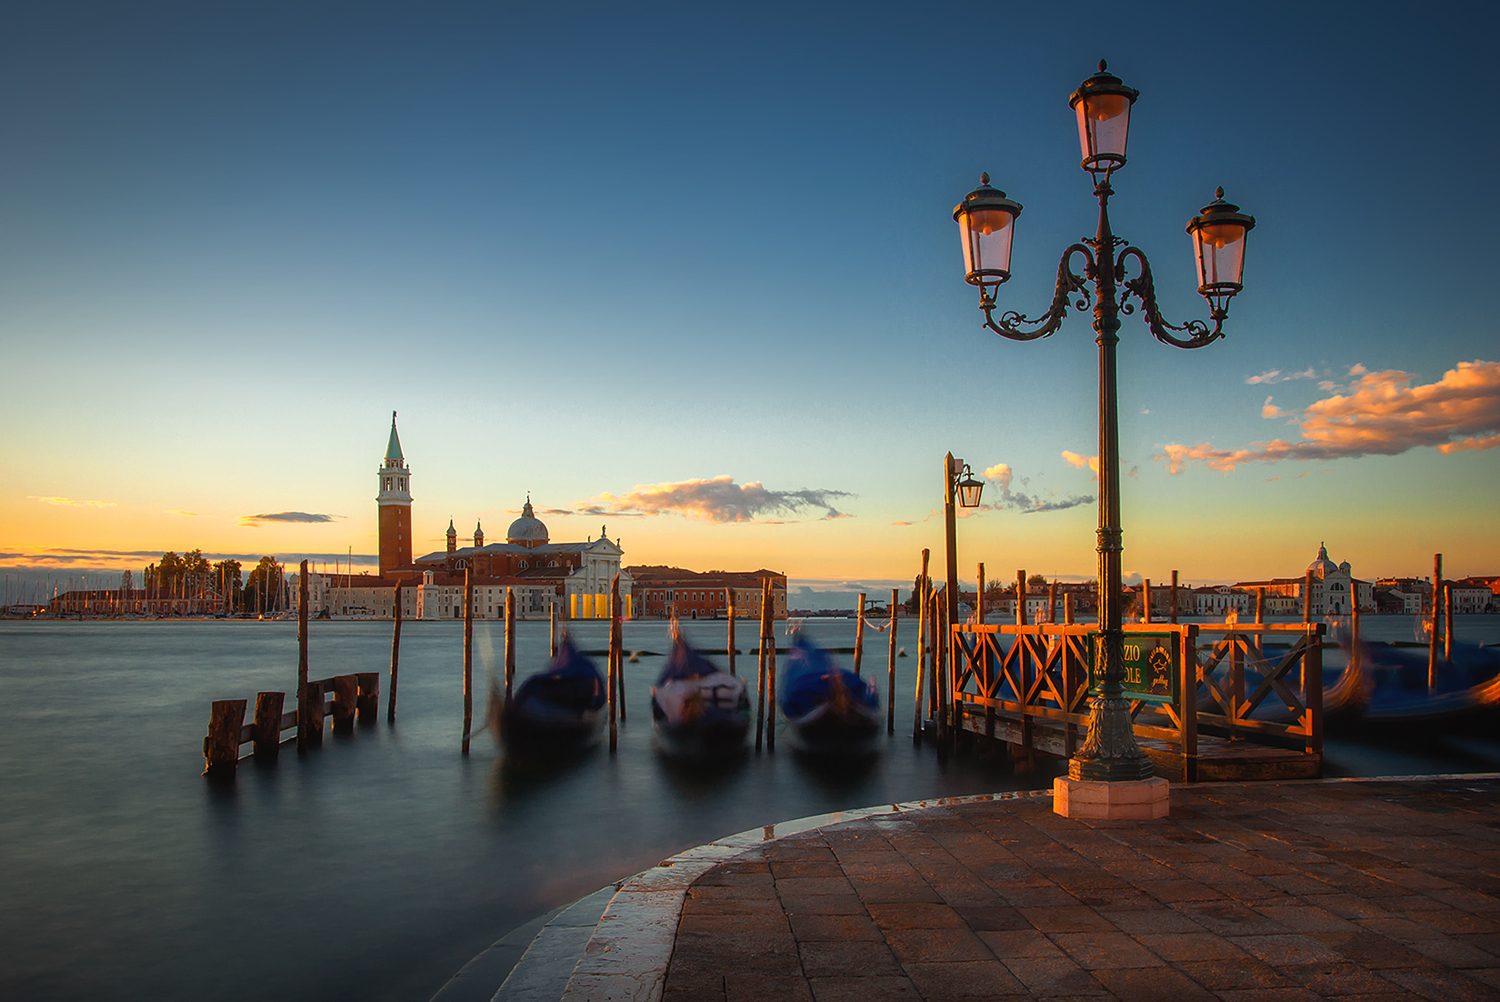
[2,614,1497,1002]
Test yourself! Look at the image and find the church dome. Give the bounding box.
[507,498,549,547]
[1307,543,1338,579]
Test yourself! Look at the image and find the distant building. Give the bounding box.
[626,566,787,619]
[1236,543,1373,615]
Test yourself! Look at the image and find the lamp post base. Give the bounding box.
[1054,776,1170,819]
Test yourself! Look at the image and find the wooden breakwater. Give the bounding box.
[203,672,381,778]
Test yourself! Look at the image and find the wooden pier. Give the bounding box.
[949,621,1325,782]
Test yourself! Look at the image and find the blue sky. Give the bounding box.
[3,1,1497,596]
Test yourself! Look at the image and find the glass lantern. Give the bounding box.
[1068,61,1140,175]
[953,174,1023,287]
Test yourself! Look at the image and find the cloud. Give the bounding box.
[578,476,853,523]
[29,496,116,508]
[1261,396,1284,419]
[1158,360,1500,474]
[238,511,341,526]
[980,463,1094,515]
[0,548,377,570]
[1061,451,1100,479]
[165,510,198,517]
[1245,366,1320,385]
[891,520,914,526]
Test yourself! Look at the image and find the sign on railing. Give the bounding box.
[1087,631,1177,704]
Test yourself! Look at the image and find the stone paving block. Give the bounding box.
[1419,887,1500,913]
[1210,985,1325,1001]
[778,893,869,916]
[1378,966,1500,1001]
[1145,878,1228,903]
[798,940,903,977]
[1099,907,1208,934]
[1050,931,1165,970]
[1280,960,1405,996]
[1091,965,1217,1002]
[845,876,943,904]
[1359,916,1455,943]
[863,901,966,929]
[883,927,996,964]
[997,953,1110,996]
[771,860,848,880]
[949,904,1030,931]
[1229,932,1348,966]
[1403,936,1500,968]
[1133,931,1248,961]
[1016,904,1117,932]
[900,959,1025,998]
[976,929,1067,959]
[1175,956,1297,990]
[723,973,813,1002]
[788,913,884,942]
[1174,899,1288,936]
[1308,930,1444,969]
[777,876,856,897]
[806,975,920,1001]
[1304,892,1398,921]
[1253,901,1362,933]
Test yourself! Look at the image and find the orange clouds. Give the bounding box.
[28,496,116,508]
[1159,360,1500,474]
[578,476,852,523]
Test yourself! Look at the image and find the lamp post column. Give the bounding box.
[1072,182,1153,783]
[942,452,960,745]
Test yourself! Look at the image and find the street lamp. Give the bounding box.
[952,61,1255,801]
[940,453,984,748]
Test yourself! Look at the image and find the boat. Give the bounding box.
[650,637,749,758]
[1334,639,1500,725]
[777,634,882,757]
[496,637,607,756]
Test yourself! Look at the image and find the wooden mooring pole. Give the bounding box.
[1171,570,1179,625]
[766,586,776,754]
[608,575,619,754]
[1143,578,1152,624]
[727,589,737,676]
[886,587,898,734]
[1445,582,1455,664]
[388,584,402,723]
[755,577,770,752]
[1429,553,1442,691]
[612,573,625,724]
[505,588,516,699]
[549,598,558,658]
[204,699,246,778]
[1303,570,1314,625]
[297,560,310,755]
[912,549,929,744]
[1256,587,1265,625]
[853,592,866,677]
[462,567,473,756]
[1048,579,1058,625]
[976,563,985,624]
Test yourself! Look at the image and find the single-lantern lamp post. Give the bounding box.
[952,61,1255,812]
[940,454,984,748]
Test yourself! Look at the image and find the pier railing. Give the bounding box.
[950,622,1324,781]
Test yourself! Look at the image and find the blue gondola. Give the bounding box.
[777,635,881,757]
[1339,640,1500,724]
[650,637,749,758]
[497,637,607,755]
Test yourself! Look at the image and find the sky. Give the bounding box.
[2,0,1497,603]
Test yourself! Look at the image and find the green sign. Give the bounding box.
[1087,632,1177,704]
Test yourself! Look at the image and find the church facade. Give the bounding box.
[317,415,632,620]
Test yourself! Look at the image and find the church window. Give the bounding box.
[384,478,391,489]
[521,560,529,569]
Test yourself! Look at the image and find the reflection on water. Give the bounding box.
[0,615,1497,1002]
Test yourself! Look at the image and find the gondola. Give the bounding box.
[777,634,881,757]
[495,637,607,756]
[650,637,749,758]
[1336,639,1500,724]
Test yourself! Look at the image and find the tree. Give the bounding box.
[1027,573,1049,592]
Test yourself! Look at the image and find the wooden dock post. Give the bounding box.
[887,587,898,733]
[1255,587,1265,625]
[913,550,929,744]
[755,577,770,752]
[1303,570,1314,625]
[1016,570,1027,627]
[727,588,736,676]
[928,587,941,722]
[462,568,473,756]
[356,672,379,725]
[297,559,309,754]
[549,598,558,657]
[766,588,777,754]
[1351,595,1362,677]
[253,691,284,761]
[1143,578,1152,624]
[853,593,866,677]
[1444,582,1455,663]
[1171,570,1179,625]
[608,576,619,754]
[612,574,625,723]
[976,563,985,624]
[1429,553,1442,691]
[1047,579,1058,625]
[331,674,357,734]
[204,699,247,777]
[300,680,324,747]
[388,584,402,724]
[505,588,516,700]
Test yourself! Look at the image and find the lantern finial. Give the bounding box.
[1215,186,1225,200]
[1098,59,1107,72]
[980,172,990,185]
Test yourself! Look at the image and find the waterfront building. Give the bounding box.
[627,566,788,619]
[1235,543,1373,615]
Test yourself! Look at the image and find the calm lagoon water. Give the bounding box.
[2,614,1498,1001]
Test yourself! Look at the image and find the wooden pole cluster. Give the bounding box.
[853,593,866,677]
[1429,553,1442,691]
[462,568,473,756]
[912,548,930,745]
[388,584,402,723]
[727,588,737,677]
[886,588,898,733]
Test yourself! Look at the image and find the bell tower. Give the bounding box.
[377,412,413,577]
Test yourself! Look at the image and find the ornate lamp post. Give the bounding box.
[952,62,1255,808]
[940,455,984,745]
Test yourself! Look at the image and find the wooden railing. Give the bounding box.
[204,672,380,778]
[950,622,1324,781]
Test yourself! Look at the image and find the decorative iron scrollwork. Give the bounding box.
[981,244,1095,341]
[1117,247,1223,349]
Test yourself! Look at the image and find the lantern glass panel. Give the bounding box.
[958,479,983,508]
[1192,220,1248,292]
[1075,92,1132,164]
[959,207,1015,281]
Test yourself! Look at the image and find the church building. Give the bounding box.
[316,414,631,620]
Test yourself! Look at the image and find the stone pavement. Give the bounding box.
[646,777,1500,1002]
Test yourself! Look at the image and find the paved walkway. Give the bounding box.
[559,776,1500,1002]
